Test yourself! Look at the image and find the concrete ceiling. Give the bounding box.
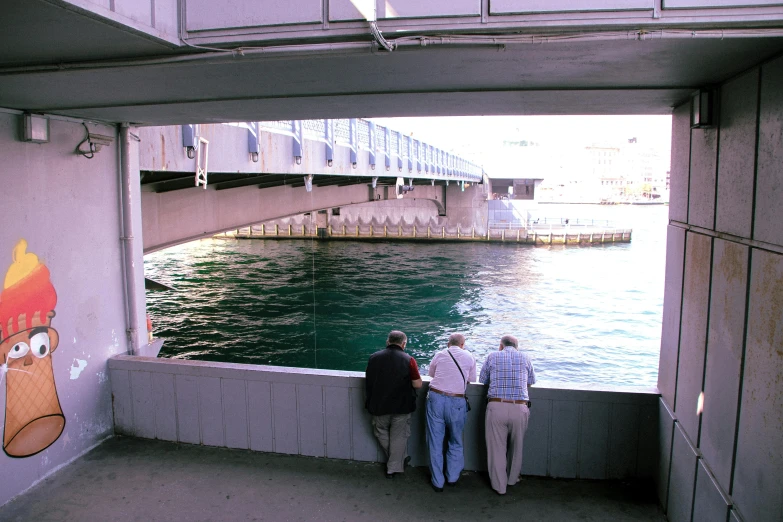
[2,1,783,124]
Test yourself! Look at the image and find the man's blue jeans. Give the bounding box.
[426,390,468,488]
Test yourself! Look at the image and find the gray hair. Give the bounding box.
[447,333,466,347]
[387,330,407,346]
[500,335,518,348]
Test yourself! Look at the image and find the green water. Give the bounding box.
[144,205,667,387]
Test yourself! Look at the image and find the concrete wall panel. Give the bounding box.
[297,384,325,457]
[522,399,550,477]
[175,375,201,444]
[667,423,698,522]
[578,402,610,479]
[693,460,730,522]
[350,386,379,462]
[110,369,133,435]
[198,377,224,447]
[636,403,658,478]
[659,225,686,406]
[130,371,155,439]
[153,0,179,35]
[658,399,676,508]
[688,128,718,229]
[324,386,351,459]
[491,0,652,13]
[549,400,579,478]
[462,392,486,472]
[754,55,783,247]
[715,70,760,238]
[669,102,692,222]
[609,403,639,479]
[114,0,152,26]
[675,232,712,440]
[733,249,783,522]
[247,381,274,452]
[272,382,299,454]
[152,372,177,442]
[407,391,428,467]
[185,0,322,31]
[701,239,747,491]
[222,379,249,450]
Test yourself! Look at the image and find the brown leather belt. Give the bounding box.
[430,387,465,398]
[488,398,530,406]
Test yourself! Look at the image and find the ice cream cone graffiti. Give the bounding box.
[0,240,65,458]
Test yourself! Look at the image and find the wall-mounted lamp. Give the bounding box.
[328,159,333,167]
[187,147,196,159]
[22,113,49,143]
[296,156,303,165]
[251,152,259,163]
[352,162,357,169]
[691,89,715,128]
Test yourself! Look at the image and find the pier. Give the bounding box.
[228,224,632,245]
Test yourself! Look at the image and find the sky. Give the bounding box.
[369,115,673,176]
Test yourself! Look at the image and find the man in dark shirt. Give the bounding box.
[365,330,423,478]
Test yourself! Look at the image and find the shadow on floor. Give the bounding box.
[1,437,665,522]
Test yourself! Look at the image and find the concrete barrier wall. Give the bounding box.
[109,355,658,480]
[659,54,783,522]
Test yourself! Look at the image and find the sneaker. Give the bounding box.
[446,481,457,487]
[403,456,411,468]
[385,473,394,480]
[431,484,444,493]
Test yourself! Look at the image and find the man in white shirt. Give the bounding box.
[425,333,477,492]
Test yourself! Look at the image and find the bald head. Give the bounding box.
[500,335,518,349]
[447,333,465,348]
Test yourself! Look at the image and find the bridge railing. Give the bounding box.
[240,119,485,182]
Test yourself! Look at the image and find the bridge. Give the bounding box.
[139,119,482,252]
[1,2,783,522]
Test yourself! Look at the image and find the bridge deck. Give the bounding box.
[1,437,664,522]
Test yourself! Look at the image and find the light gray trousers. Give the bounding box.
[372,413,411,474]
[485,402,530,494]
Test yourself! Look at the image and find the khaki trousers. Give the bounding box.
[372,413,411,474]
[485,402,530,494]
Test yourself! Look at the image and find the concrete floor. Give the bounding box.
[1,437,665,522]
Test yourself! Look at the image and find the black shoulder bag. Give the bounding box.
[447,349,471,412]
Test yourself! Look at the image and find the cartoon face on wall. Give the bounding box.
[0,240,64,458]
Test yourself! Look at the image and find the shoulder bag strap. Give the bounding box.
[447,348,468,395]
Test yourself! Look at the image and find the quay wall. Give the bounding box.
[657,55,783,522]
[108,355,658,481]
[0,113,148,506]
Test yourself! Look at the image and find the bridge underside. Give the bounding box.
[3,1,783,124]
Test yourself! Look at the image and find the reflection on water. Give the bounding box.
[145,204,668,388]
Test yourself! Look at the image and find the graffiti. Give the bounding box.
[0,240,65,457]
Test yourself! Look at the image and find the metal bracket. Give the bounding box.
[195,137,209,189]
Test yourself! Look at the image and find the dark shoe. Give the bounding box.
[446,481,457,487]
[431,484,443,493]
[403,456,411,468]
[385,473,394,480]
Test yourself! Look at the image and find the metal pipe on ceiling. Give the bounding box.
[2,28,783,76]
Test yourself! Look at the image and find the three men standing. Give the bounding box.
[365,330,422,478]
[425,333,476,491]
[479,334,536,495]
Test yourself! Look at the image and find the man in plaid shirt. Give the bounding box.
[479,334,536,495]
